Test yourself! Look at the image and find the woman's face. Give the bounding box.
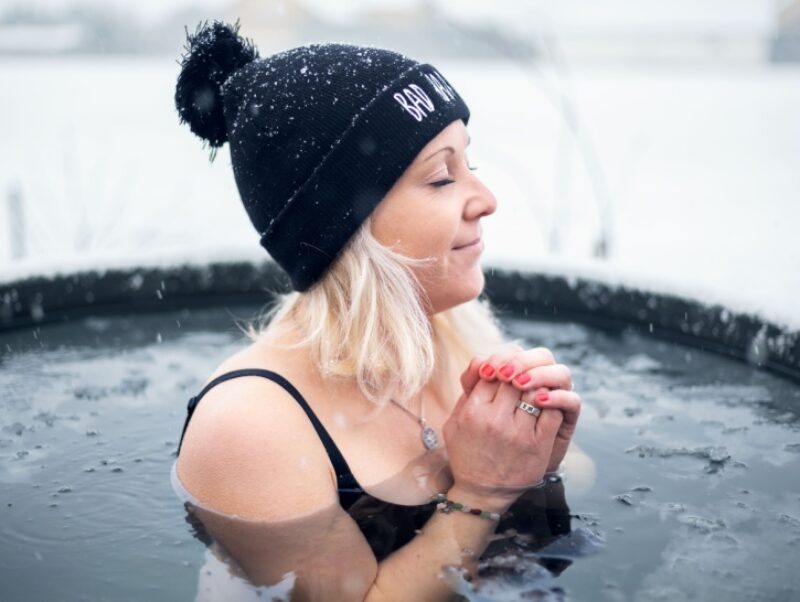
[370,119,497,314]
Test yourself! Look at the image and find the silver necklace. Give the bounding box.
[390,390,440,450]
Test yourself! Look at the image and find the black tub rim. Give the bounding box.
[1,260,798,384]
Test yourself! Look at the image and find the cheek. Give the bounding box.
[372,190,459,260]
[392,205,452,254]
[422,220,459,262]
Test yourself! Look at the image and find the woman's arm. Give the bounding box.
[370,357,570,600]
[193,480,531,602]
[366,484,520,601]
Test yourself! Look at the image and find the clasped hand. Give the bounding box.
[442,343,581,496]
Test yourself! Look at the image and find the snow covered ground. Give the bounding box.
[1,56,798,328]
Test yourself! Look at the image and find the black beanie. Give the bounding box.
[175,20,471,291]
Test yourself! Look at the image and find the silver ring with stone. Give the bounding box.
[516,401,541,417]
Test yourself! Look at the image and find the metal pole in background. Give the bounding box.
[7,184,26,260]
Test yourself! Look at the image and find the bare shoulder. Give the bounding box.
[176,341,340,520]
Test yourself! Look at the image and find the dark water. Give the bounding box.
[1,305,799,601]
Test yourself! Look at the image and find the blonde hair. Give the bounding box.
[241,215,514,408]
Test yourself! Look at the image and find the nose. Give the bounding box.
[464,171,497,220]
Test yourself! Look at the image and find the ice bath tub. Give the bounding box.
[1,261,799,601]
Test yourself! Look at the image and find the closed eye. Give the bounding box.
[430,162,479,188]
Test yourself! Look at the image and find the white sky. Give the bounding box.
[1,0,230,25]
[4,0,783,31]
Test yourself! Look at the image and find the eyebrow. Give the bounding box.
[422,135,471,163]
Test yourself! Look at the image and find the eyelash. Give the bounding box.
[431,163,479,188]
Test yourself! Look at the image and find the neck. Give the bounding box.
[264,312,446,414]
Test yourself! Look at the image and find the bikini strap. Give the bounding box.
[177,368,362,492]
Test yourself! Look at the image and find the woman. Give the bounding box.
[172,19,584,601]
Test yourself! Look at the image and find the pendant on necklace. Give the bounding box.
[421,424,440,450]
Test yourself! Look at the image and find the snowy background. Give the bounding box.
[1,0,799,328]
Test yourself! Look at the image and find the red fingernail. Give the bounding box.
[480,364,495,378]
[514,373,531,385]
[537,392,549,402]
[499,364,514,378]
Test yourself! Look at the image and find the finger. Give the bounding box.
[492,347,558,385]
[463,374,504,409]
[477,343,524,381]
[450,389,470,417]
[489,380,525,414]
[516,346,557,368]
[520,386,553,406]
[534,408,563,447]
[513,363,572,392]
[533,364,572,391]
[521,390,581,427]
[460,356,487,396]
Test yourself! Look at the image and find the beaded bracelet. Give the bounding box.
[433,471,566,521]
[431,493,511,521]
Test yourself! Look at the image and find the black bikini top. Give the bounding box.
[177,368,367,508]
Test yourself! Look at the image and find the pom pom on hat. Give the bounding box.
[174,18,259,150]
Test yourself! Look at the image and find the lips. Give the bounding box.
[453,236,481,250]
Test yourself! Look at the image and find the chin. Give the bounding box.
[431,272,485,314]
